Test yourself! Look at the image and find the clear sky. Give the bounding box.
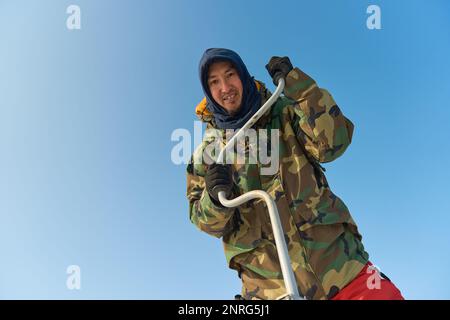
[0,0,449,299]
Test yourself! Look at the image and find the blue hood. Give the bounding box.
[198,48,261,129]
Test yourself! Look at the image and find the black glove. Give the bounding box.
[205,163,233,206]
[265,56,293,86]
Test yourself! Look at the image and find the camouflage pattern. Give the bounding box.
[186,67,369,300]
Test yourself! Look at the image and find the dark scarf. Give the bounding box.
[198,48,261,129]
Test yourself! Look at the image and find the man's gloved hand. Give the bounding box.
[265,56,294,86]
[205,163,233,206]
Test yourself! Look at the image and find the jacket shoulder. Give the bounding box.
[271,95,296,118]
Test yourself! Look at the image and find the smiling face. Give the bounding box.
[207,61,243,116]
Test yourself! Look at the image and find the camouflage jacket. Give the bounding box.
[186,67,369,300]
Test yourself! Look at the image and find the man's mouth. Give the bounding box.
[223,93,237,103]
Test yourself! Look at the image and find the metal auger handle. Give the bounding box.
[216,78,303,300]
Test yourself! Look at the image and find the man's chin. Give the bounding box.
[223,104,242,116]
[227,109,239,116]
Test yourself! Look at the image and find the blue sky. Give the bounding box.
[0,0,449,299]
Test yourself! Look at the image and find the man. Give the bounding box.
[186,48,404,300]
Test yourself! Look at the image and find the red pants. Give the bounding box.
[332,262,404,300]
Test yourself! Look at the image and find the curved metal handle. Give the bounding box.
[218,190,302,300]
[215,78,303,300]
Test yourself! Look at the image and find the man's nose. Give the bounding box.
[220,79,232,93]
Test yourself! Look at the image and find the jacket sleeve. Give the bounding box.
[186,159,235,239]
[284,67,355,163]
